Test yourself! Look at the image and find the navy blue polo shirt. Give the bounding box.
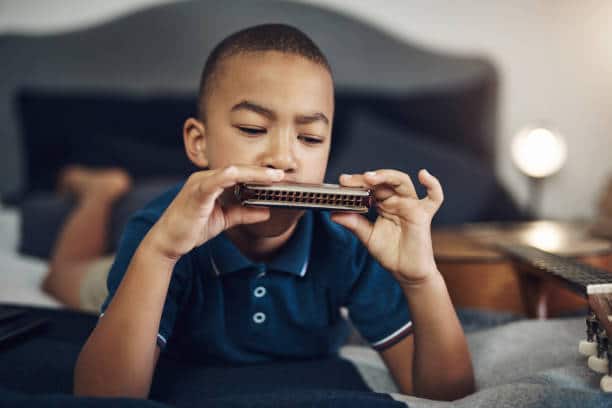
[101,183,412,364]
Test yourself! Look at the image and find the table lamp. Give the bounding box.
[511,125,567,217]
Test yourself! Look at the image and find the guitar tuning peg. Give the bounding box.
[579,340,597,356]
[580,313,599,356]
[588,354,609,374]
[601,375,612,392]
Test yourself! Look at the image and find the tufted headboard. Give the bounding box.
[0,0,498,200]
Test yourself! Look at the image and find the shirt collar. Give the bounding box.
[208,211,313,278]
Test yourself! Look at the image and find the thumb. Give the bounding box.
[223,205,271,229]
[330,212,373,247]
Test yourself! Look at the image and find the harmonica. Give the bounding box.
[234,182,373,213]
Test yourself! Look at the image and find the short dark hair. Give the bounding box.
[197,23,332,119]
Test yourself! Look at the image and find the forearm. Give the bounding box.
[403,272,474,400]
[73,233,176,398]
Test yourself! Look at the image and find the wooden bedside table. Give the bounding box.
[432,220,612,318]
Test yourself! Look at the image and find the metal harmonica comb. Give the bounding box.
[234,182,373,213]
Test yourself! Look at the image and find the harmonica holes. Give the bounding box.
[248,187,365,209]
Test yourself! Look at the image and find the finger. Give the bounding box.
[223,204,271,229]
[338,174,394,202]
[418,169,444,209]
[339,173,368,188]
[196,166,285,199]
[330,212,373,246]
[216,165,285,188]
[363,169,418,198]
[371,185,396,202]
[339,174,388,201]
[374,195,405,214]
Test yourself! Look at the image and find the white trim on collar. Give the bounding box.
[299,259,309,277]
[210,253,221,277]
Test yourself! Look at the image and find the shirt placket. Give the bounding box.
[249,264,270,335]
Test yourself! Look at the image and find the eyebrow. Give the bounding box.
[231,100,329,126]
[295,112,329,126]
[231,101,275,119]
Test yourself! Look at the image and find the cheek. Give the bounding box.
[297,145,330,182]
[205,126,255,169]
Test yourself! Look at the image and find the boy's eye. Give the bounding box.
[237,126,266,135]
[298,135,323,144]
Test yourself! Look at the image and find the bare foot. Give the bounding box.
[58,165,132,202]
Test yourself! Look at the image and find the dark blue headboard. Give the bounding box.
[2,1,525,261]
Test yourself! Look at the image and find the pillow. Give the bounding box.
[15,88,495,198]
[15,89,196,195]
[326,108,523,225]
[15,91,520,258]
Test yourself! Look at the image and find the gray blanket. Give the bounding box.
[341,317,612,407]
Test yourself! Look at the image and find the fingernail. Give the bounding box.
[341,174,351,179]
[365,171,377,177]
[266,169,284,178]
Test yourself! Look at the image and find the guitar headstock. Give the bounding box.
[588,286,612,335]
[581,285,612,391]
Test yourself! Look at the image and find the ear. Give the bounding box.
[183,117,208,168]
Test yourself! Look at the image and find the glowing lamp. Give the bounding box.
[511,126,567,178]
[511,125,567,217]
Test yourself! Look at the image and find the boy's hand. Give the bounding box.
[331,169,443,287]
[147,166,284,261]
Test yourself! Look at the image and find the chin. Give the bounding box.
[241,208,305,238]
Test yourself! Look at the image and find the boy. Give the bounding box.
[74,24,474,400]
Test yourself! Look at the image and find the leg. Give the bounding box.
[42,166,131,309]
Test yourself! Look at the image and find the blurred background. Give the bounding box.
[1,0,611,314]
[1,0,611,220]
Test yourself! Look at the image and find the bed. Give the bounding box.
[0,0,609,406]
[0,205,59,308]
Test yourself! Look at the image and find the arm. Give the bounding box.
[73,165,285,398]
[380,274,474,400]
[332,168,474,401]
[73,236,174,397]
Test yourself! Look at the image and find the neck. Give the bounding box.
[224,222,298,263]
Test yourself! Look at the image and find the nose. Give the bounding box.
[261,131,297,173]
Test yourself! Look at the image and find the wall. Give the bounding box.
[1,0,610,220]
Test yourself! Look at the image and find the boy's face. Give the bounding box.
[185,50,334,237]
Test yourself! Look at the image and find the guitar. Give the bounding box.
[432,221,612,317]
[495,243,612,392]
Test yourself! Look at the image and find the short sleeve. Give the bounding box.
[344,245,413,352]
[100,209,191,350]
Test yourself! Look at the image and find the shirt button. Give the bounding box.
[253,312,266,324]
[254,286,266,298]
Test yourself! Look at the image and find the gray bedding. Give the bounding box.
[342,317,612,407]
